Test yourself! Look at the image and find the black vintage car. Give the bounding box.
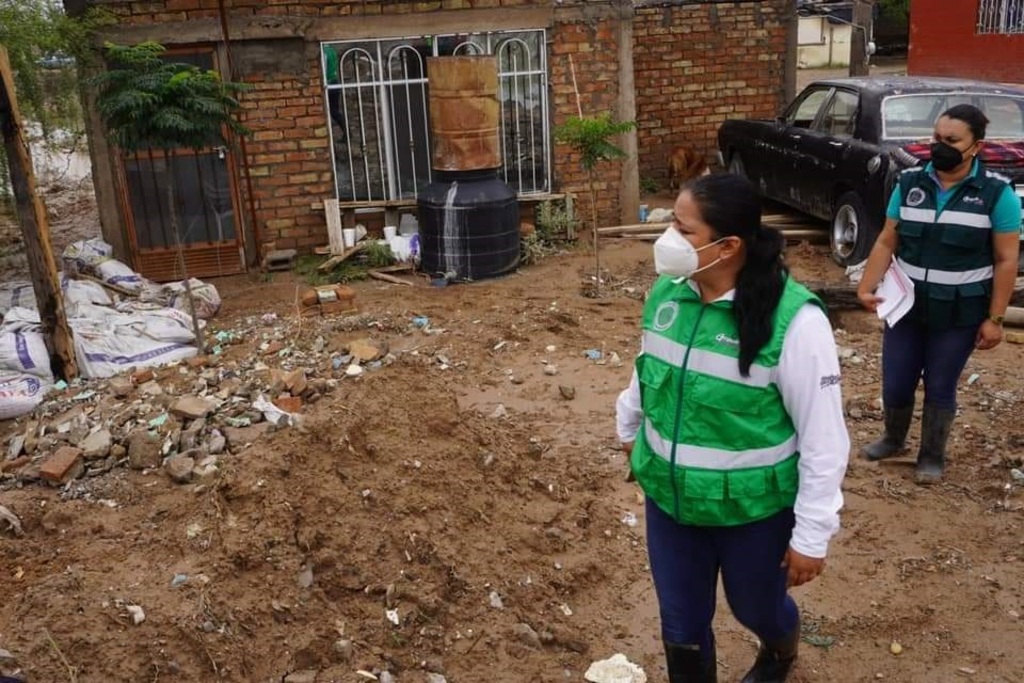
[717,77,1024,266]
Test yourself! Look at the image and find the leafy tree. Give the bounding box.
[554,113,636,294]
[0,0,112,203]
[91,41,250,349]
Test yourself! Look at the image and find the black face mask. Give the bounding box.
[930,141,967,172]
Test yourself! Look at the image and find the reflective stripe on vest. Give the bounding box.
[642,418,798,470]
[899,207,993,229]
[896,258,994,286]
[642,331,775,388]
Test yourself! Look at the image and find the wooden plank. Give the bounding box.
[368,270,414,286]
[0,46,78,380]
[316,242,365,272]
[324,198,345,256]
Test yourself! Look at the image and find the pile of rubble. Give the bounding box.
[0,312,398,492]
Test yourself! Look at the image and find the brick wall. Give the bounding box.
[908,0,1024,84]
[632,1,790,189]
[90,0,788,254]
[549,18,623,231]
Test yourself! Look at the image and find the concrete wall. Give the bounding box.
[797,16,853,68]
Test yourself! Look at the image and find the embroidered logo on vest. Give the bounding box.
[715,333,740,347]
[652,302,679,332]
[961,195,984,206]
[906,188,926,207]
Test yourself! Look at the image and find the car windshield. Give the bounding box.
[882,93,1024,141]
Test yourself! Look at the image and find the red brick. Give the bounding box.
[274,395,303,414]
[40,447,84,485]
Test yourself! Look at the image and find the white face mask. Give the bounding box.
[653,227,725,279]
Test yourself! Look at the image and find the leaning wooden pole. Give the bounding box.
[0,46,78,380]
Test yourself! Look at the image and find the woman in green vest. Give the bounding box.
[857,104,1021,484]
[616,173,850,682]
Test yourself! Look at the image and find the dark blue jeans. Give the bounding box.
[645,498,799,655]
[882,318,979,411]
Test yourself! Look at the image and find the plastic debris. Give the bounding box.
[584,653,647,683]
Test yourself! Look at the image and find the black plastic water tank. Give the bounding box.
[416,169,520,281]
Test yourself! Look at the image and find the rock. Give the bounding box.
[379,672,396,683]
[296,564,314,589]
[490,404,508,419]
[110,444,127,460]
[223,423,271,451]
[283,671,318,683]
[127,431,162,470]
[512,623,542,649]
[544,364,558,376]
[207,431,226,455]
[193,455,219,479]
[559,385,576,400]
[426,674,447,683]
[0,504,24,537]
[181,419,206,451]
[349,338,383,362]
[345,364,364,378]
[282,369,308,396]
[7,434,26,459]
[40,446,84,485]
[109,376,133,398]
[263,340,285,356]
[81,429,113,460]
[164,455,195,484]
[489,590,504,609]
[171,396,215,420]
[333,639,354,662]
[139,381,163,397]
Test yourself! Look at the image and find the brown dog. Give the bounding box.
[668,145,709,191]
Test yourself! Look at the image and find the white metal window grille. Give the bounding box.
[977,0,1024,34]
[322,30,550,203]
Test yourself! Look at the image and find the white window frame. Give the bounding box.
[977,0,1024,35]
[321,29,551,203]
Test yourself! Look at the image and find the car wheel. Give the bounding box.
[830,191,874,267]
[728,153,746,178]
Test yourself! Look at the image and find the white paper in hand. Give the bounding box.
[875,258,915,327]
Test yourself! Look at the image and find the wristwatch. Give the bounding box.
[989,314,1005,325]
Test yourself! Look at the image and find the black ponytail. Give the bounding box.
[733,226,788,376]
[683,173,789,377]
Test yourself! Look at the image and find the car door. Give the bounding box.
[764,86,833,203]
[789,88,861,219]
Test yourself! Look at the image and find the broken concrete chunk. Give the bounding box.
[170,396,216,420]
[127,430,162,470]
[164,455,196,484]
[81,429,113,460]
[349,338,384,362]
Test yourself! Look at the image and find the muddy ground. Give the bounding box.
[2,176,1023,683]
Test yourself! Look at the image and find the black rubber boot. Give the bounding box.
[915,404,955,485]
[664,638,717,683]
[740,625,800,683]
[862,404,915,461]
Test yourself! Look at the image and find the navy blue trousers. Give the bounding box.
[645,498,799,656]
[882,318,978,411]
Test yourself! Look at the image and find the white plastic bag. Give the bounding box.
[95,259,147,292]
[68,301,197,379]
[62,238,114,275]
[165,279,221,320]
[0,374,52,421]
[0,307,53,381]
[0,282,36,315]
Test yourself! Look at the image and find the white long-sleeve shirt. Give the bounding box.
[616,290,850,559]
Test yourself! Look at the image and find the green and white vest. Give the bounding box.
[896,163,1007,329]
[630,275,821,527]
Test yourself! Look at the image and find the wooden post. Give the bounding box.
[0,46,79,380]
[849,0,874,77]
[615,0,640,227]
